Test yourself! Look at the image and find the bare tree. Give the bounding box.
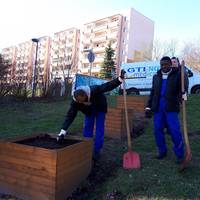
[181,39,200,72]
[152,39,179,60]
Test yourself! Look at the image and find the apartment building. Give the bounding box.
[51,28,80,81]
[1,46,17,83]
[80,14,123,76]
[79,8,154,76]
[15,41,33,86]
[14,36,51,90]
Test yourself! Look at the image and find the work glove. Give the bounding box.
[57,129,67,142]
[145,107,152,118]
[120,69,126,79]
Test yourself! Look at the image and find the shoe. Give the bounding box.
[156,152,167,160]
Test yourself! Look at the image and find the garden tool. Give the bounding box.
[122,80,141,169]
[179,60,192,172]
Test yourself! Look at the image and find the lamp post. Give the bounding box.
[31,38,39,98]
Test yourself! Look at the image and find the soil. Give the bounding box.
[14,134,80,149]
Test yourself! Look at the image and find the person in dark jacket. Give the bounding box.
[57,70,126,159]
[145,56,188,163]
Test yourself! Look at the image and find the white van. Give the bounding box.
[120,61,200,95]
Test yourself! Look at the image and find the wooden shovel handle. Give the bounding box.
[181,61,190,148]
[123,80,132,150]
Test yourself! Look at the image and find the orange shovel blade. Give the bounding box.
[123,150,141,169]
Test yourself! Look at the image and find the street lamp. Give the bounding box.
[31,38,39,98]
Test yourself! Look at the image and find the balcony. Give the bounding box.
[79,67,89,73]
[92,36,107,43]
[82,39,91,45]
[93,25,108,32]
[107,33,118,40]
[93,57,104,63]
[81,59,89,64]
[108,21,119,28]
[93,46,105,53]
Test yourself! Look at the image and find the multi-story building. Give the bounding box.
[79,8,154,76]
[1,46,17,83]
[51,28,80,81]
[80,14,123,76]
[15,41,33,86]
[1,37,51,95]
[121,8,154,63]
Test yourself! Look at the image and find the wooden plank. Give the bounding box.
[0,148,57,167]
[0,166,55,188]
[0,155,56,175]
[0,160,56,179]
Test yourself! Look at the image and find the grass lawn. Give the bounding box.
[0,95,200,200]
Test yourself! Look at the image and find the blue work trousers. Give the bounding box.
[154,110,184,159]
[83,111,106,154]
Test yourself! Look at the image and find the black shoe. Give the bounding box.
[156,153,167,160]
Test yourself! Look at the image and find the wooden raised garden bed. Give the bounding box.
[0,134,93,200]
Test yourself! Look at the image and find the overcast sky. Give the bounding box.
[1,0,200,50]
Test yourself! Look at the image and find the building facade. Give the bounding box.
[51,28,80,81]
[1,46,17,83]
[79,8,154,76]
[79,14,123,76]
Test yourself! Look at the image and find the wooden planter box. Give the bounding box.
[0,134,93,200]
[105,108,134,139]
[105,96,148,138]
[117,96,148,112]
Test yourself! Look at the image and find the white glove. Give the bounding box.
[57,129,67,142]
[182,93,187,101]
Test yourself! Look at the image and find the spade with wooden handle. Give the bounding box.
[179,60,192,172]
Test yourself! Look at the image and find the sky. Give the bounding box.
[1,0,200,51]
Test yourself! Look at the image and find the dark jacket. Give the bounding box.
[146,68,188,112]
[62,78,122,130]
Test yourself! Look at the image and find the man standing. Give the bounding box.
[57,70,126,160]
[145,56,188,163]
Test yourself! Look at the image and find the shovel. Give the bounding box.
[122,80,141,169]
[179,60,192,172]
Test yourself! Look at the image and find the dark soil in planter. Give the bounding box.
[14,134,80,149]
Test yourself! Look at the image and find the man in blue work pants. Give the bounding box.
[83,109,105,157]
[145,56,188,163]
[57,70,126,161]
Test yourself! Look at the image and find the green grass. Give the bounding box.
[0,95,200,199]
[0,98,84,138]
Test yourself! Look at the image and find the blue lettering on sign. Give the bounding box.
[127,66,146,78]
[149,66,160,72]
[127,67,146,73]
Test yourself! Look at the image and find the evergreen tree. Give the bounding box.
[99,43,116,79]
